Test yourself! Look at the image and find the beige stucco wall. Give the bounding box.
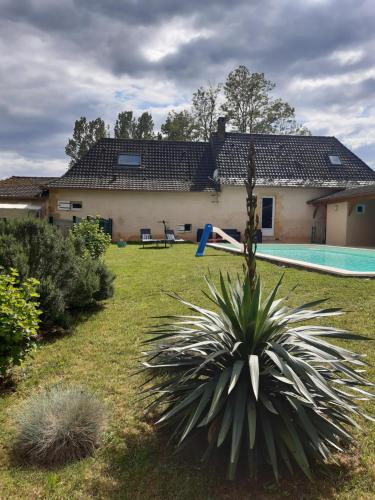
[326,202,348,246]
[0,208,35,219]
[326,200,375,247]
[346,200,375,247]
[48,185,330,242]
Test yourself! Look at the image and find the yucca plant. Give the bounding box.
[141,143,373,481]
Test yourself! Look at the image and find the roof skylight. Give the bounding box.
[328,154,342,166]
[118,154,141,167]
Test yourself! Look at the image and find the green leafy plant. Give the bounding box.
[13,386,106,466]
[0,218,114,327]
[0,269,40,377]
[71,217,111,260]
[142,273,373,480]
[141,143,373,481]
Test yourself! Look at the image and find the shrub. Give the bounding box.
[14,386,106,466]
[93,261,115,301]
[0,219,114,326]
[142,273,373,481]
[0,269,40,376]
[71,217,111,259]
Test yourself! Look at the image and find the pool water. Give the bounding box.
[257,244,375,273]
[216,243,375,273]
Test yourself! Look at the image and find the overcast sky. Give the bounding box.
[1,0,375,178]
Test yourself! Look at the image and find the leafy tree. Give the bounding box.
[161,110,195,141]
[222,65,310,135]
[114,111,135,139]
[65,117,108,167]
[114,111,154,139]
[133,112,154,139]
[267,101,311,135]
[191,83,221,141]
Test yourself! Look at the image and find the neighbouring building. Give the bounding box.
[46,118,375,245]
[0,176,56,219]
[309,184,375,247]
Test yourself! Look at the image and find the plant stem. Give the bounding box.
[244,141,258,293]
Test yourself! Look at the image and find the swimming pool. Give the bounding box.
[207,242,375,277]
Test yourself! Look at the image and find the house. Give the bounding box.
[309,184,375,247]
[0,176,56,219]
[45,118,375,245]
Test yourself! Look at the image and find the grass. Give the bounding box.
[0,243,374,499]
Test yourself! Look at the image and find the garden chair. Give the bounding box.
[140,228,160,248]
[165,229,185,245]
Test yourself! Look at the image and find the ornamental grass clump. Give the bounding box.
[141,143,373,481]
[14,386,106,467]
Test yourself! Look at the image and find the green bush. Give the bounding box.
[0,269,40,376]
[14,386,106,466]
[71,217,111,259]
[142,272,373,481]
[0,219,114,326]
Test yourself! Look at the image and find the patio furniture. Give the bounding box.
[165,229,185,244]
[140,228,160,248]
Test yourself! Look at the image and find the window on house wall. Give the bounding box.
[118,154,141,167]
[57,201,82,211]
[328,155,342,166]
[356,204,365,214]
[57,200,71,211]
[71,201,82,210]
[177,224,192,232]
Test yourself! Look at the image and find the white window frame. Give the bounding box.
[57,201,83,211]
[57,200,71,211]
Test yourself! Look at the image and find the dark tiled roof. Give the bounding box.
[0,176,57,198]
[48,134,375,192]
[309,183,375,204]
[49,139,217,192]
[212,133,375,188]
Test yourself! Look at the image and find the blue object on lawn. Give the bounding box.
[195,223,213,257]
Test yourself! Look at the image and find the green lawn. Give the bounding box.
[0,244,374,499]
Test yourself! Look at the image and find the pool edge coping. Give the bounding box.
[206,243,375,278]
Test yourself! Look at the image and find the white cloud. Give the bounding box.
[0,152,67,179]
[330,49,364,66]
[290,68,375,91]
[302,106,375,150]
[142,17,212,62]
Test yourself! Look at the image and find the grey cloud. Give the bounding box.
[0,0,375,176]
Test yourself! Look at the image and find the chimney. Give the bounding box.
[217,116,226,139]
